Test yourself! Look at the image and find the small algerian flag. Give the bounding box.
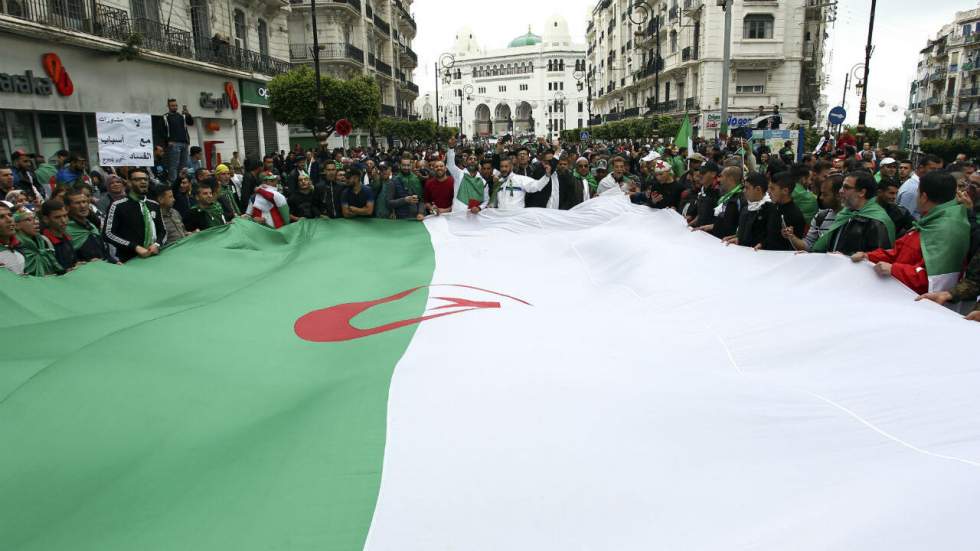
[674,115,693,152]
[916,199,972,291]
[2,199,978,550]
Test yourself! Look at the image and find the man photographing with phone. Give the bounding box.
[163,98,195,184]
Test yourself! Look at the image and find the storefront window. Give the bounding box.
[63,113,88,161]
[38,113,64,160]
[7,111,37,156]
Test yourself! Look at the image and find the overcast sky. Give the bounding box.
[412,0,974,130]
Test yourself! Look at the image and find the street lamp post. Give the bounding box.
[435,52,456,130]
[459,84,473,140]
[856,0,877,143]
[720,0,733,136]
[628,1,663,115]
[309,0,328,148]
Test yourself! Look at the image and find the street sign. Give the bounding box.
[828,106,847,125]
[580,131,591,141]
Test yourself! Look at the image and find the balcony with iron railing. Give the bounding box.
[346,43,364,64]
[681,46,698,62]
[685,96,697,110]
[930,70,948,82]
[373,14,390,36]
[290,42,362,66]
[398,44,417,67]
[393,0,416,35]
[374,58,392,77]
[288,0,361,17]
[381,104,396,117]
[6,0,289,74]
[961,87,980,98]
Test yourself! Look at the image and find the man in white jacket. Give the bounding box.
[493,158,553,211]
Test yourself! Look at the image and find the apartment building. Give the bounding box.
[286,0,418,148]
[584,0,827,136]
[908,7,980,144]
[0,0,291,165]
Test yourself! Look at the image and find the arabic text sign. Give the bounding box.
[96,112,153,167]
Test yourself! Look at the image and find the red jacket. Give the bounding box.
[424,176,454,209]
[867,230,928,294]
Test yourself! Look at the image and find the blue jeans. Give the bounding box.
[166,142,190,183]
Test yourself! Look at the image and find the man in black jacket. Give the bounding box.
[104,168,166,262]
[877,176,915,237]
[64,188,117,263]
[163,99,194,184]
[315,163,346,219]
[818,171,893,255]
[555,156,583,210]
[239,158,263,212]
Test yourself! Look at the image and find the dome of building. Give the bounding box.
[508,28,542,48]
[454,26,482,55]
[542,15,572,46]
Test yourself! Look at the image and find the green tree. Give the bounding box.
[920,138,980,162]
[843,125,881,147]
[877,127,903,149]
[267,66,381,138]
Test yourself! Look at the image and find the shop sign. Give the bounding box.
[0,53,74,97]
[704,112,753,129]
[240,80,269,106]
[200,82,240,113]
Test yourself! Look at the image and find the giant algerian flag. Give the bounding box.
[3,197,980,550]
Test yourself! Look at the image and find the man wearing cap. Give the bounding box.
[574,157,598,200]
[214,164,241,219]
[247,172,290,228]
[679,152,705,192]
[646,159,683,210]
[688,161,722,228]
[874,157,898,184]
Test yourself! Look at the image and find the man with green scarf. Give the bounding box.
[64,188,116,263]
[104,168,166,263]
[445,142,488,213]
[792,177,819,224]
[811,171,894,255]
[13,208,62,276]
[185,183,228,232]
[853,171,970,294]
[0,202,25,275]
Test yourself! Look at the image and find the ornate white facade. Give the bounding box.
[443,16,587,139]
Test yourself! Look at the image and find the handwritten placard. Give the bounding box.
[96,112,153,166]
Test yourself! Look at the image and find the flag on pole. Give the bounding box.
[2,199,980,551]
[674,115,693,152]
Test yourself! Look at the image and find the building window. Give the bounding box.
[257,18,269,55]
[233,9,247,49]
[735,70,766,94]
[478,86,486,93]
[670,30,677,53]
[498,85,507,92]
[578,101,583,112]
[743,14,774,39]
[548,82,553,91]
[560,82,564,90]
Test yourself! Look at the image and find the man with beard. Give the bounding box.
[445,138,488,213]
[388,158,425,220]
[811,171,894,255]
[41,198,76,271]
[184,183,227,231]
[875,157,898,183]
[549,156,581,210]
[315,163,346,219]
[876,176,915,237]
[697,166,743,238]
[687,161,721,228]
[64,188,116,262]
[214,164,242,219]
[424,160,454,215]
[493,157,553,211]
[104,168,166,262]
[0,201,24,275]
[784,174,844,252]
[723,171,770,248]
[596,156,635,195]
[288,171,320,221]
[573,157,598,200]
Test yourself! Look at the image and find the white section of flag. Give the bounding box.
[364,196,980,551]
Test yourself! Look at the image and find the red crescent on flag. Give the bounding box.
[294,284,530,343]
[335,119,353,137]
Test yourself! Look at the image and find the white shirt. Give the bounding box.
[597,174,630,195]
[494,172,552,211]
[897,173,921,219]
[445,148,489,212]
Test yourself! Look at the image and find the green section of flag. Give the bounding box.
[0,219,435,551]
[916,199,972,276]
[674,116,692,149]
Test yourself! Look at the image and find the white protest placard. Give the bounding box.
[96,113,153,167]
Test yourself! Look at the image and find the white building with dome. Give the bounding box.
[442,16,588,140]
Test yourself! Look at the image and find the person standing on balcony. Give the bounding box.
[163,99,195,184]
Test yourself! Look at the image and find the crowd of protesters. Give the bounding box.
[1,113,978,322]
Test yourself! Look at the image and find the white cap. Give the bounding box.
[642,151,661,163]
[879,157,897,166]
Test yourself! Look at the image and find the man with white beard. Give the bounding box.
[491,157,553,211]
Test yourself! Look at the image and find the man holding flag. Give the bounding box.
[851,171,971,294]
[674,116,694,176]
